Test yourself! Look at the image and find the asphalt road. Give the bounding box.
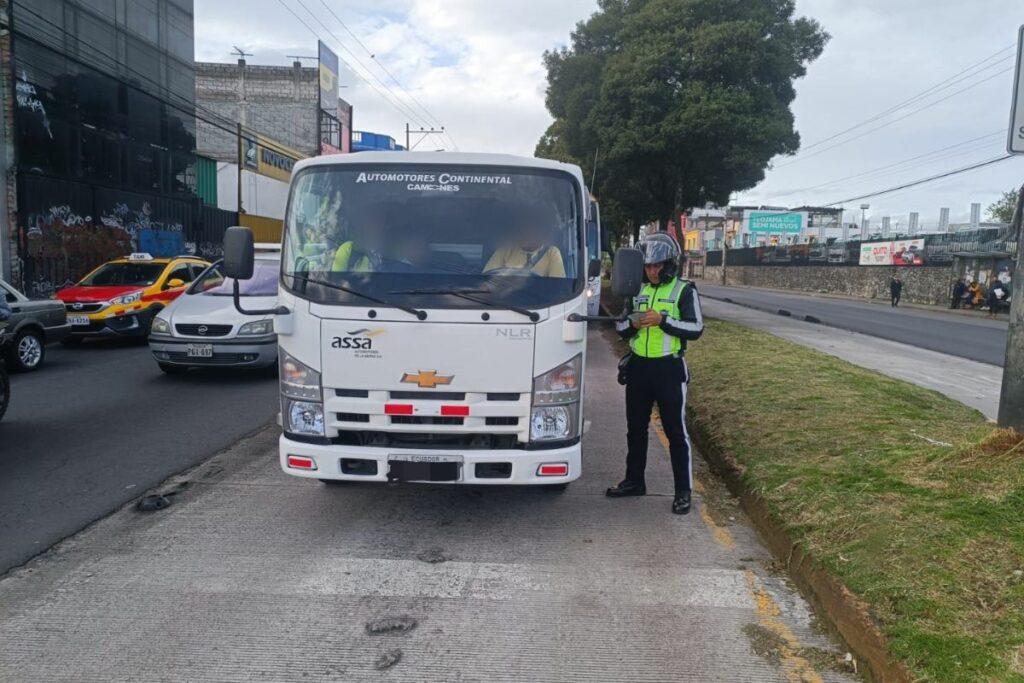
[0,340,279,574]
[699,283,1009,366]
[0,328,857,682]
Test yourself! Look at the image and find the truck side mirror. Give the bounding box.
[611,248,643,298]
[588,258,602,278]
[223,226,255,280]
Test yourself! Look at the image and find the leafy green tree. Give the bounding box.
[537,0,828,241]
[987,188,1020,224]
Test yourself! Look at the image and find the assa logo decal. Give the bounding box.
[332,329,386,356]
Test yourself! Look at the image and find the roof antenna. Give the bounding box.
[231,45,252,66]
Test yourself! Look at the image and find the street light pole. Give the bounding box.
[997,184,1024,432]
[860,203,870,239]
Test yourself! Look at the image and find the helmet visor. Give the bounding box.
[642,240,677,265]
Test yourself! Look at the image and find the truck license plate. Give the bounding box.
[68,315,90,326]
[389,454,463,464]
[186,343,214,358]
[387,460,461,482]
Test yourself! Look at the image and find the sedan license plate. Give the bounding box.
[186,343,214,358]
[68,315,90,326]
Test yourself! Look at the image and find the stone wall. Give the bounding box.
[196,62,319,161]
[701,264,956,306]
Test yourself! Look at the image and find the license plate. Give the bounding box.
[68,315,90,326]
[186,343,214,358]
[387,460,461,482]
[389,454,464,464]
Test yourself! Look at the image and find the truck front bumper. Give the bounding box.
[279,434,582,485]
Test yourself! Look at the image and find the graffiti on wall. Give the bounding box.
[15,73,53,139]
[99,202,184,237]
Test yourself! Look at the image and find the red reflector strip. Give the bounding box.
[384,404,414,416]
[440,405,470,417]
[537,463,569,477]
[287,455,317,471]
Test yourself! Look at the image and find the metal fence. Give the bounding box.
[703,229,1018,269]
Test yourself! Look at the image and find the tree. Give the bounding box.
[536,0,828,241]
[987,188,1020,224]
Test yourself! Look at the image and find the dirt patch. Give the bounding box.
[742,622,787,666]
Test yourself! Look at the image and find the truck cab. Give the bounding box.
[226,153,616,487]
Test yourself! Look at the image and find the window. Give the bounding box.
[164,264,193,287]
[126,0,159,43]
[166,5,193,63]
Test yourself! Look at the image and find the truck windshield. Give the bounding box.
[282,164,583,309]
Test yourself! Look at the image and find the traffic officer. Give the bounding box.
[607,233,704,514]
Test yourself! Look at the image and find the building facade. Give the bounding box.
[6,0,218,294]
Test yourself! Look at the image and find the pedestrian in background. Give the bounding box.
[609,233,704,515]
[890,275,903,307]
[951,277,966,309]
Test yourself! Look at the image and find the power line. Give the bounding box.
[772,130,1005,199]
[775,66,1013,168]
[795,44,1015,155]
[274,0,434,136]
[823,155,1016,207]
[313,0,459,152]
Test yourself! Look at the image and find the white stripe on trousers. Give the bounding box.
[679,360,694,489]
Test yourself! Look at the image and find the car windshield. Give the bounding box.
[80,263,165,286]
[193,259,280,296]
[282,164,583,308]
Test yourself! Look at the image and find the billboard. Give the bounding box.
[318,41,339,120]
[858,238,926,266]
[744,210,806,243]
[238,131,304,183]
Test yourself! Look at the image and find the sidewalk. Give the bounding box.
[703,298,1002,419]
[696,279,1011,323]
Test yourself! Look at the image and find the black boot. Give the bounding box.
[606,479,647,497]
[672,490,692,515]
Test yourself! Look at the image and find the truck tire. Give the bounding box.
[8,328,45,372]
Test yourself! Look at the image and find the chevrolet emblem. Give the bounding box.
[401,370,453,389]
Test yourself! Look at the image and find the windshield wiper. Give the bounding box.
[389,288,540,322]
[291,274,427,320]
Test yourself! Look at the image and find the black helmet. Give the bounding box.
[640,232,681,284]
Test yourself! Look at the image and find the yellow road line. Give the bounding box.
[651,412,735,550]
[744,570,826,683]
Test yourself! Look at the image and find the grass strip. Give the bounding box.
[685,319,1024,683]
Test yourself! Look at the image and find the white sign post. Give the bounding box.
[1008,25,1024,154]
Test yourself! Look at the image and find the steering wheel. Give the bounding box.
[484,266,541,277]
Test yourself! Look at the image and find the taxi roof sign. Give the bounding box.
[127,253,155,261]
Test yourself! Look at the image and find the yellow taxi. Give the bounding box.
[55,253,212,340]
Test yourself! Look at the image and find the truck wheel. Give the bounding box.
[9,329,45,372]
[158,363,189,375]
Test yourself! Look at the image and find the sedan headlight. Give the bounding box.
[150,317,171,335]
[110,291,143,306]
[280,350,321,401]
[531,355,582,441]
[239,319,274,336]
[285,400,325,436]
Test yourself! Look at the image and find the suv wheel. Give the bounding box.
[9,329,44,372]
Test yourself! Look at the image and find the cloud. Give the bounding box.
[195,0,1023,224]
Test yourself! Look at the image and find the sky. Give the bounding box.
[194,0,1024,230]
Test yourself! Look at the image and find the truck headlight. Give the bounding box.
[280,350,321,401]
[150,317,170,335]
[530,355,582,441]
[239,319,273,336]
[286,400,325,436]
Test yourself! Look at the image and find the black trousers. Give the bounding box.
[625,354,693,493]
[891,293,901,307]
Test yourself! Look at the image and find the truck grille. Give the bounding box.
[333,430,519,450]
[390,416,464,426]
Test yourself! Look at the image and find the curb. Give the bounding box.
[686,413,914,683]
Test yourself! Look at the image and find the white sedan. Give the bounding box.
[148,255,280,374]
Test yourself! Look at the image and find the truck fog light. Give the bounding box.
[287,400,325,436]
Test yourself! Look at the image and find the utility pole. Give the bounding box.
[997,184,1024,431]
[405,124,447,151]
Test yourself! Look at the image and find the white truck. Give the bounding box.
[222,152,638,488]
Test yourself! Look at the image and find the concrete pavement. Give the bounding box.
[698,282,1008,366]
[703,298,1002,419]
[0,328,857,682]
[0,341,279,574]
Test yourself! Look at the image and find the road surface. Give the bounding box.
[0,329,857,682]
[0,340,279,574]
[698,283,1008,366]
